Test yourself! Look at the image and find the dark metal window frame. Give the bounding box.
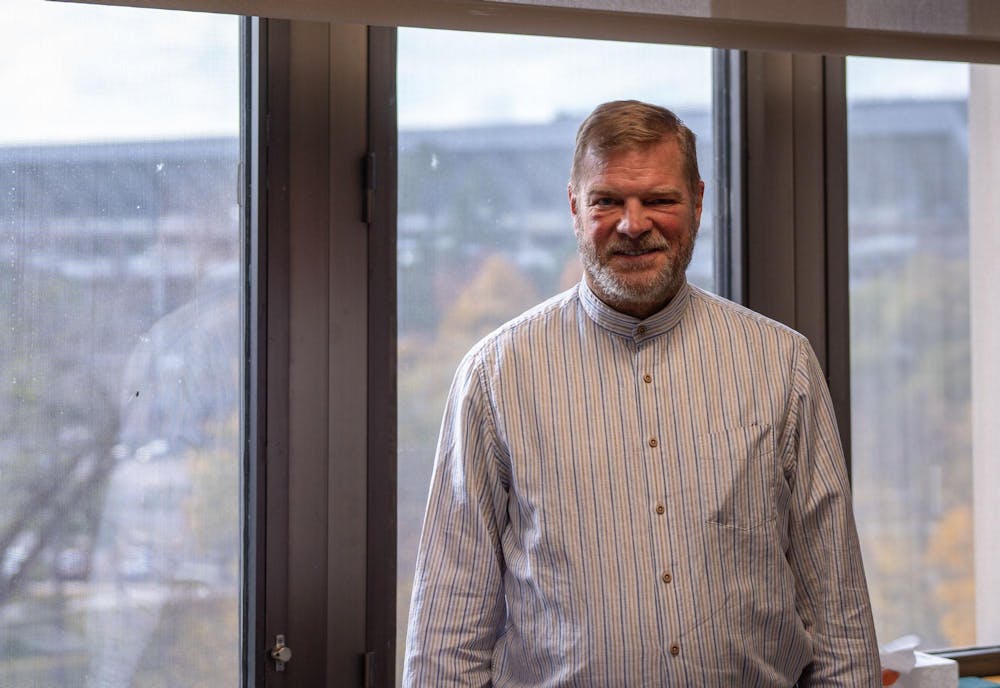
[243,15,269,688]
[366,25,399,688]
[248,17,379,687]
[712,48,745,304]
[742,52,852,462]
[3,4,994,685]
[245,19,1000,686]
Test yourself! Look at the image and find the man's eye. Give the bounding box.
[594,198,616,207]
[649,198,677,206]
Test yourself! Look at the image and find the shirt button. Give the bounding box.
[636,325,647,335]
[661,571,672,584]
[643,373,652,383]
[669,642,680,656]
[655,503,665,515]
[648,438,658,448]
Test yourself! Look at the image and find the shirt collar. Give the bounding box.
[578,278,691,343]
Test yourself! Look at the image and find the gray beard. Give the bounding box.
[576,231,694,315]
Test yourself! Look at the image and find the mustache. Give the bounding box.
[603,236,671,253]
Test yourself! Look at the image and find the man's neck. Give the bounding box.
[586,275,686,320]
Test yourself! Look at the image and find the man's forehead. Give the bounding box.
[582,137,678,162]
[578,139,683,180]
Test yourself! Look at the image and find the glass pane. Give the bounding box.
[0,3,242,686]
[397,28,716,681]
[848,57,999,650]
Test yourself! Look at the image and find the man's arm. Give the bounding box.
[782,339,881,687]
[402,351,509,687]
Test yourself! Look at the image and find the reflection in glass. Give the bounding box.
[396,28,715,683]
[0,3,240,686]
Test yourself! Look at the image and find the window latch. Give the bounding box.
[270,634,292,672]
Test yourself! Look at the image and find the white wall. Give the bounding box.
[969,63,1000,645]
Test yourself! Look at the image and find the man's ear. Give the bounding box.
[693,180,705,223]
[568,183,579,216]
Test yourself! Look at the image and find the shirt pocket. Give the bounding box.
[693,423,776,532]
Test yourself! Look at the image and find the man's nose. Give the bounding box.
[616,199,651,238]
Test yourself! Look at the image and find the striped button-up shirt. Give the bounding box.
[403,280,880,687]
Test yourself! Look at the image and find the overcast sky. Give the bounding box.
[1,0,973,145]
[1,0,240,145]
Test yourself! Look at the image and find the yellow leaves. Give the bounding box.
[925,505,975,647]
[438,254,539,344]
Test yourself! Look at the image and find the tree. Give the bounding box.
[925,505,975,646]
[850,250,972,647]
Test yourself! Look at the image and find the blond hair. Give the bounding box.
[570,100,700,194]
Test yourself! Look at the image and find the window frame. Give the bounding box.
[742,52,853,459]
[366,24,399,688]
[244,15,270,687]
[31,2,998,682]
[261,20,1000,684]
[250,17,375,687]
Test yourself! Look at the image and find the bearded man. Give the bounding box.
[403,100,880,687]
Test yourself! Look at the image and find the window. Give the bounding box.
[9,2,998,681]
[847,57,1000,652]
[0,2,242,685]
[395,28,724,682]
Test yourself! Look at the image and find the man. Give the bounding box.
[403,100,880,686]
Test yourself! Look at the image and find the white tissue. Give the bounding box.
[880,634,920,674]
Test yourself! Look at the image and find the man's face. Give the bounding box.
[569,139,704,319]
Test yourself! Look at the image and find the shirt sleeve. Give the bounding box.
[780,338,882,687]
[402,349,509,687]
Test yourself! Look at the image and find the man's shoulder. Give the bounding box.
[485,284,582,341]
[464,285,581,361]
[687,284,808,346]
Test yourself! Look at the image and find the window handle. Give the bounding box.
[269,634,292,671]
